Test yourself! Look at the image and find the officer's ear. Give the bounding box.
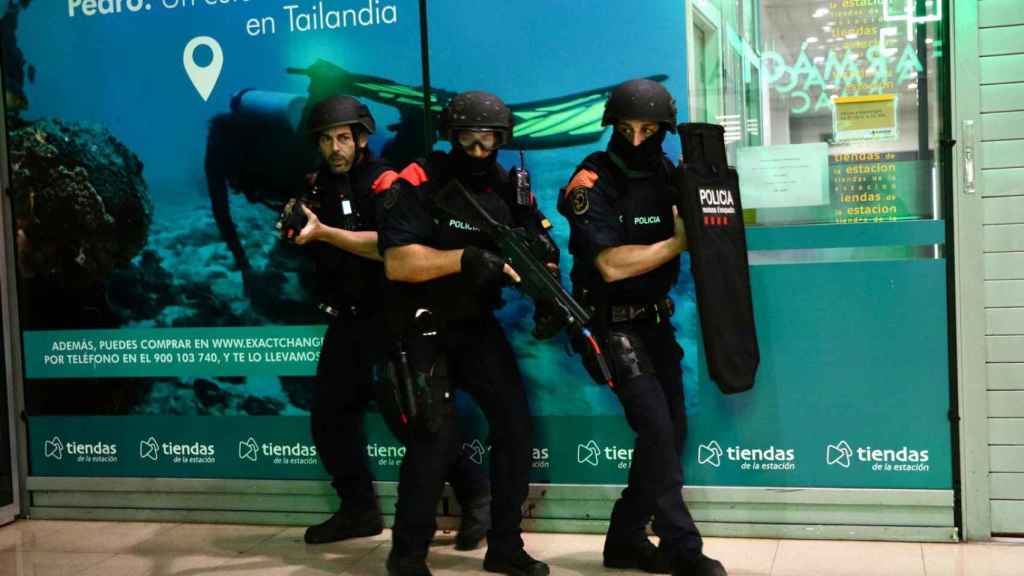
[358,131,369,149]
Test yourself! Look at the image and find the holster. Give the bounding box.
[571,326,656,387]
[605,330,656,382]
[380,311,454,439]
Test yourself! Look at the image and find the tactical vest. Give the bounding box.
[393,153,521,326]
[307,159,391,312]
[571,152,680,308]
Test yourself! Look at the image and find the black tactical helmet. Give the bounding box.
[438,91,514,145]
[602,79,678,133]
[308,95,376,135]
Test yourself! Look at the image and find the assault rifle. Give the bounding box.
[435,180,615,388]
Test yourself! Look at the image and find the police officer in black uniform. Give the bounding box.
[285,95,490,549]
[556,80,727,576]
[375,91,552,576]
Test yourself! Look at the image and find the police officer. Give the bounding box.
[286,95,490,549]
[375,91,552,576]
[556,80,727,576]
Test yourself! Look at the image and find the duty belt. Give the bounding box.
[608,298,675,324]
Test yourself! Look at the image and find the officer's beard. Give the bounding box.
[608,129,667,172]
[450,145,498,184]
[324,146,370,178]
[324,150,354,175]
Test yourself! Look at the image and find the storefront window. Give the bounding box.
[687,0,946,227]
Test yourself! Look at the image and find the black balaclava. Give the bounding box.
[608,127,667,172]
[449,144,498,188]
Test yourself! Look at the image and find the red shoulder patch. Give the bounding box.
[398,163,429,187]
[372,170,400,194]
[562,169,599,198]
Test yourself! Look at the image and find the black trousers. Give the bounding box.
[605,317,703,562]
[311,315,488,513]
[392,315,533,559]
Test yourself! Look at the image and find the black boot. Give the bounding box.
[454,495,491,551]
[303,506,383,544]
[483,547,550,576]
[672,553,727,576]
[603,535,671,573]
[387,549,433,576]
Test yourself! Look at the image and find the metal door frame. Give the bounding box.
[0,65,25,525]
[949,0,993,542]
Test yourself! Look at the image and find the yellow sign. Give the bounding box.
[832,94,898,142]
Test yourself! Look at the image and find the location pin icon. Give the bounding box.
[183,36,223,101]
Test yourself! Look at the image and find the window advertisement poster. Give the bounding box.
[5,0,949,492]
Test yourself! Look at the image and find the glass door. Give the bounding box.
[681,0,956,500]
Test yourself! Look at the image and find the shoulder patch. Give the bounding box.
[570,187,590,216]
[563,169,599,198]
[398,163,429,186]
[372,170,400,194]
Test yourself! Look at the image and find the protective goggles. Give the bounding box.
[455,129,502,151]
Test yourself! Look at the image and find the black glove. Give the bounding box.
[531,233,560,265]
[461,245,507,288]
[276,198,309,243]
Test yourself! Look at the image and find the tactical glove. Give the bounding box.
[461,245,507,288]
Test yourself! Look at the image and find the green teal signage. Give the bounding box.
[30,408,951,490]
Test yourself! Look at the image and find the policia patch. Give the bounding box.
[570,187,590,215]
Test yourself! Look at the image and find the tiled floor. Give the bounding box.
[0,520,1021,575]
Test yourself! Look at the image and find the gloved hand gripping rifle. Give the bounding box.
[434,180,615,388]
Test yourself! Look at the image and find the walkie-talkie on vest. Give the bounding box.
[512,150,532,206]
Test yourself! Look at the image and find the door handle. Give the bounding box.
[962,120,976,195]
